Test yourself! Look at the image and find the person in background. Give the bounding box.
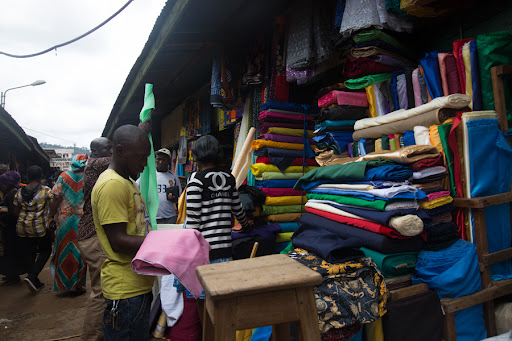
[92,125,154,341]
[0,164,9,202]
[138,148,181,225]
[49,154,88,296]
[0,171,26,285]
[76,137,112,341]
[13,165,53,293]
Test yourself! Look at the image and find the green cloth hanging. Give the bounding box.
[438,123,457,196]
[477,31,512,127]
[344,73,393,90]
[138,84,159,230]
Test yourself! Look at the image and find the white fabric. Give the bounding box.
[232,126,256,188]
[389,215,423,236]
[385,201,419,211]
[412,166,447,179]
[232,101,251,169]
[414,126,431,145]
[305,201,371,221]
[316,184,375,190]
[307,199,379,211]
[160,274,184,327]
[354,94,471,130]
[316,184,421,198]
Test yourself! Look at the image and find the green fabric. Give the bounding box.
[247,153,257,186]
[306,193,388,211]
[280,241,293,255]
[353,30,409,54]
[261,205,305,216]
[360,247,418,278]
[477,31,512,127]
[294,159,394,190]
[353,142,359,157]
[138,84,158,230]
[344,73,393,90]
[438,123,457,196]
[389,138,397,151]
[381,134,390,150]
[276,232,293,243]
[255,172,304,181]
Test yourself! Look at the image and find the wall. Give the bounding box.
[161,103,184,148]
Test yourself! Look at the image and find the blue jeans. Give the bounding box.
[103,292,152,341]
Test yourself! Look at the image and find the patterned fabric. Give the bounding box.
[71,153,88,171]
[322,322,361,341]
[50,171,86,292]
[13,185,52,238]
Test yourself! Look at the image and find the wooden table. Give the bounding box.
[196,254,323,341]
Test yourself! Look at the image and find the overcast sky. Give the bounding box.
[0,0,167,148]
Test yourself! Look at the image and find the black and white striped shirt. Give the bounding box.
[186,168,248,260]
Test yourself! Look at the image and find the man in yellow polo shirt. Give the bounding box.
[92,125,154,341]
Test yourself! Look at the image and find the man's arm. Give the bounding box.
[103,222,145,255]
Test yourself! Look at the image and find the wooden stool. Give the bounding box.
[196,254,323,341]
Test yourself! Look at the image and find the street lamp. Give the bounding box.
[1,80,46,108]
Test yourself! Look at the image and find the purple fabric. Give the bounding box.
[0,170,20,188]
[259,133,315,144]
[412,69,423,107]
[369,54,408,68]
[445,54,461,95]
[231,223,282,241]
[258,121,314,133]
[258,111,315,122]
[397,74,408,110]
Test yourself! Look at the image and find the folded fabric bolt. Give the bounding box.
[309,188,425,201]
[360,247,418,278]
[315,183,375,190]
[265,213,302,223]
[256,156,318,167]
[431,212,453,225]
[276,232,293,243]
[389,215,424,237]
[255,179,299,188]
[426,191,451,201]
[314,120,357,133]
[344,73,393,90]
[318,90,369,108]
[315,151,355,167]
[356,145,440,164]
[250,163,317,176]
[306,193,388,211]
[316,184,425,199]
[258,111,315,122]
[231,223,282,241]
[423,203,454,217]
[251,140,314,151]
[260,187,305,197]
[261,205,305,216]
[131,229,211,298]
[317,105,369,122]
[278,222,300,232]
[412,172,447,184]
[413,166,447,179]
[385,201,420,211]
[414,126,431,145]
[258,121,313,134]
[420,196,453,210]
[258,133,315,144]
[306,201,371,221]
[354,94,471,130]
[260,100,319,114]
[343,56,402,80]
[351,47,414,65]
[255,172,305,181]
[409,154,444,171]
[264,127,316,137]
[353,30,409,53]
[265,196,308,206]
[254,147,304,158]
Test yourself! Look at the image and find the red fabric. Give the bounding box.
[260,187,305,197]
[165,293,201,341]
[305,206,412,239]
[322,322,362,341]
[444,53,461,94]
[409,154,444,171]
[452,39,473,94]
[343,56,402,79]
[255,157,319,167]
[448,112,466,239]
[275,76,289,103]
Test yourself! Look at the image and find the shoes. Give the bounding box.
[23,277,44,293]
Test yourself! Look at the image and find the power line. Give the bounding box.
[21,126,75,144]
[0,0,134,58]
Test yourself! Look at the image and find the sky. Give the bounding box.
[0,0,167,148]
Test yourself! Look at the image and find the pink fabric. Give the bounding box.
[426,191,451,202]
[258,111,314,122]
[131,229,211,298]
[318,91,369,107]
[318,91,337,107]
[438,53,450,97]
[453,38,473,94]
[412,68,423,107]
[261,187,305,197]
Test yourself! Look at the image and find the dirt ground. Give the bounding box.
[0,260,89,341]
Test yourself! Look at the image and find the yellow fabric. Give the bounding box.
[365,319,384,341]
[462,43,473,109]
[13,186,53,238]
[254,172,304,181]
[251,140,314,151]
[92,169,155,300]
[250,163,317,176]
[400,0,449,17]
[264,127,315,138]
[265,213,302,223]
[365,86,378,118]
[176,189,186,224]
[375,138,383,152]
[236,329,253,341]
[276,232,293,243]
[420,195,453,210]
[429,124,444,154]
[265,196,308,206]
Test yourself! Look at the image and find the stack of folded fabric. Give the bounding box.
[250,101,320,248]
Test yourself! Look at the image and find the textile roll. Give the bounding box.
[261,204,305,216]
[345,73,393,90]
[419,51,443,99]
[462,42,473,109]
[453,38,473,93]
[258,133,315,144]
[232,127,256,188]
[353,29,409,53]
[260,187,305,197]
[264,127,315,137]
[315,151,355,167]
[250,163,317,176]
[438,53,451,96]
[354,94,470,131]
[258,121,313,134]
[360,247,418,278]
[251,140,314,151]
[352,107,460,140]
[389,215,424,237]
[356,145,439,164]
[413,126,431,145]
[306,193,388,211]
[412,68,423,107]
[265,196,308,206]
[343,56,401,80]
[318,90,369,107]
[258,111,315,122]
[254,172,305,181]
[350,46,414,66]
[265,213,302,223]
[316,105,369,122]
[366,86,378,118]
[469,40,483,111]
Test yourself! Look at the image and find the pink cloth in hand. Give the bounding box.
[427,191,451,202]
[131,229,211,298]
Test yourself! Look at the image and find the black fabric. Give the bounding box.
[232,235,275,260]
[20,184,41,201]
[405,68,415,109]
[296,213,425,254]
[239,193,255,212]
[365,139,376,154]
[238,185,266,206]
[253,148,305,171]
[316,106,369,122]
[424,222,459,247]
[382,289,443,341]
[423,203,454,217]
[292,226,364,263]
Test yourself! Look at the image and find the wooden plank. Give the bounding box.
[272,324,291,341]
[235,289,300,330]
[491,65,509,132]
[295,287,321,341]
[453,192,512,209]
[473,208,493,288]
[483,248,512,267]
[213,300,236,341]
[441,280,512,313]
[389,283,429,301]
[484,301,498,337]
[197,254,322,299]
[443,312,457,341]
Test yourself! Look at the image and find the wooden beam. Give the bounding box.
[453,192,512,208]
[483,248,512,267]
[389,283,429,301]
